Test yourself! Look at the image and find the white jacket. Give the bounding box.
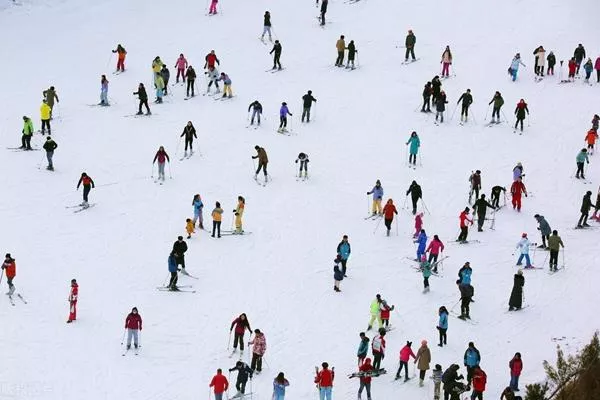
[516,238,530,254]
[535,49,546,66]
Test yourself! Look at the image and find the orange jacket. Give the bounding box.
[586,129,598,145]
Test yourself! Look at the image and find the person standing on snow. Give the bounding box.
[217,72,233,98]
[379,298,394,329]
[272,372,290,400]
[426,235,444,267]
[513,162,524,181]
[458,280,474,319]
[458,262,472,286]
[270,40,283,70]
[43,136,57,170]
[406,131,420,166]
[319,0,328,25]
[336,235,351,276]
[230,313,252,354]
[585,128,598,155]
[468,170,482,204]
[371,328,386,370]
[421,82,433,112]
[154,72,165,103]
[174,54,188,83]
[295,152,309,178]
[152,146,170,181]
[233,196,245,234]
[414,212,423,238]
[248,329,267,373]
[248,100,263,126]
[301,90,317,122]
[404,29,416,62]
[575,148,590,179]
[40,99,52,134]
[533,46,546,76]
[278,102,292,133]
[441,46,452,77]
[435,90,448,123]
[577,190,596,228]
[463,342,481,390]
[490,186,506,208]
[252,145,269,180]
[167,251,179,290]
[347,40,358,69]
[533,214,551,248]
[20,115,34,150]
[42,86,59,118]
[515,233,533,268]
[100,75,109,106]
[333,256,344,292]
[76,172,95,207]
[508,270,525,311]
[172,236,188,272]
[395,341,416,381]
[473,194,495,232]
[160,64,170,95]
[67,278,78,323]
[457,89,473,122]
[470,366,487,400]
[357,357,373,400]
[152,56,164,78]
[510,177,527,211]
[509,353,523,392]
[335,35,346,67]
[133,83,151,115]
[205,65,220,94]
[209,369,229,400]
[367,180,384,216]
[192,194,204,229]
[261,11,273,42]
[181,121,197,157]
[2,254,16,295]
[573,43,586,74]
[228,361,253,398]
[514,99,529,132]
[367,294,383,330]
[457,207,472,243]
[546,51,556,75]
[508,53,526,81]
[431,76,442,106]
[437,306,449,347]
[357,332,370,366]
[547,230,564,271]
[382,199,398,236]
[211,201,223,238]
[208,0,218,14]
[185,65,197,97]
[124,307,142,350]
[488,91,504,124]
[414,229,427,261]
[112,44,127,72]
[315,362,335,400]
[415,340,432,387]
[406,180,422,215]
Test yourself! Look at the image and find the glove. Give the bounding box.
[235,213,239,216]
[233,209,236,212]
[366,192,369,195]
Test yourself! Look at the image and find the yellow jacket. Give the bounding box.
[336,39,346,52]
[40,103,51,120]
[186,221,195,234]
[152,59,163,73]
[236,202,245,217]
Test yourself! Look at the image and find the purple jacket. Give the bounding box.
[595,57,600,70]
[280,105,290,117]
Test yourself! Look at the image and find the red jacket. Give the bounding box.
[459,211,472,228]
[206,53,219,68]
[359,361,373,384]
[509,357,523,376]
[125,313,142,330]
[511,181,527,197]
[380,303,393,320]
[472,369,487,392]
[231,317,251,335]
[371,335,385,354]
[383,202,397,219]
[69,283,79,302]
[568,59,577,73]
[2,259,16,278]
[210,373,229,393]
[315,368,334,387]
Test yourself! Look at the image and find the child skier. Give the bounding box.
[192,194,203,229]
[510,177,527,211]
[333,256,344,292]
[124,307,142,351]
[234,196,245,234]
[152,146,170,181]
[278,102,292,133]
[515,233,533,268]
[357,332,370,365]
[217,72,233,98]
[421,256,432,292]
[414,212,423,238]
[380,299,394,329]
[211,201,223,238]
[67,278,78,323]
[432,364,443,399]
[185,218,195,239]
[76,172,95,207]
[2,254,16,295]
[414,229,427,260]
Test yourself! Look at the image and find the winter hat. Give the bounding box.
[522,233,527,238]
[282,102,287,106]
[435,364,442,371]
[5,253,11,258]
[178,236,184,240]
[406,341,412,347]
[71,279,77,284]
[421,340,427,346]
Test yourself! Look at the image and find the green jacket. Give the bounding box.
[576,151,589,163]
[405,33,416,48]
[370,299,380,315]
[22,118,34,135]
[489,95,504,108]
[547,235,563,251]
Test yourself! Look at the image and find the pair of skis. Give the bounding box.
[6,293,27,306]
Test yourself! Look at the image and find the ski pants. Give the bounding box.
[193,210,203,227]
[458,226,468,242]
[514,117,524,131]
[438,327,447,345]
[233,333,245,350]
[409,153,417,165]
[492,106,501,120]
[176,68,185,82]
[335,51,344,66]
[279,116,287,128]
[302,106,311,122]
[157,161,166,179]
[209,0,217,13]
[422,96,431,112]
[262,26,272,40]
[116,57,125,71]
[423,276,429,288]
[82,185,91,202]
[435,111,444,123]
[186,79,195,97]
[428,253,439,265]
[411,196,418,214]
[460,298,470,316]
[250,109,261,124]
[212,220,221,237]
[549,250,559,268]
[576,162,585,177]
[597,69,600,83]
[235,378,248,394]
[442,62,450,77]
[471,390,483,400]
[396,361,409,379]
[208,80,220,91]
[372,199,382,214]
[510,374,520,391]
[434,382,441,399]
[466,365,476,385]
[69,301,77,321]
[175,255,185,269]
[235,213,243,231]
[477,214,485,230]
[358,381,371,399]
[298,160,308,173]
[541,234,549,247]
[21,135,32,149]
[512,195,522,211]
[511,68,518,81]
[384,218,393,231]
[517,253,531,266]
[461,104,469,118]
[6,277,14,290]
[256,162,267,176]
[127,329,139,347]
[214,393,223,400]
[41,119,51,133]
[416,245,426,261]
[46,150,54,168]
[368,313,382,329]
[319,387,332,400]
[100,89,108,105]
[138,99,150,114]
[578,211,589,226]
[184,138,194,151]
[223,84,233,97]
[405,47,415,60]
[320,10,326,25]
[273,53,281,69]
[548,65,554,75]
[340,258,347,276]
[251,352,263,371]
[169,271,178,288]
[491,194,500,208]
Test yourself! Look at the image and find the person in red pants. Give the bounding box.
[510,177,527,211]
[67,279,78,323]
[112,44,127,72]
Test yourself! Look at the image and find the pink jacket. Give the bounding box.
[175,57,188,70]
[595,57,600,70]
[426,239,444,255]
[249,333,267,355]
[399,345,416,362]
[415,214,423,230]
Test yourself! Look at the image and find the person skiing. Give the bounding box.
[357,357,373,400]
[463,342,481,390]
[208,0,218,14]
[112,44,127,72]
[457,207,472,243]
[404,29,416,62]
[248,100,263,125]
[371,328,386,370]
[431,75,442,105]
[367,180,384,215]
[547,51,556,75]
[234,196,245,234]
[573,43,586,74]
[585,128,598,155]
[513,162,524,181]
[534,214,551,248]
[435,90,448,123]
[441,46,452,77]
[172,236,188,272]
[515,233,533,268]
[458,280,474,319]
[315,362,334,400]
[269,40,283,70]
[509,353,523,391]
[43,86,59,118]
[468,170,481,204]
[295,152,309,178]
[533,46,546,76]
[185,65,197,97]
[420,256,432,292]
[230,313,252,354]
[577,190,596,228]
[458,262,472,286]
[174,54,188,83]
[154,72,165,103]
[357,332,370,366]
[421,82,432,112]
[252,145,269,180]
[76,172,95,207]
[583,58,594,82]
[67,278,78,323]
[160,64,170,95]
[382,199,398,236]
[508,53,526,81]
[100,75,109,106]
[457,89,473,122]
[473,194,495,232]
[568,57,577,80]
[510,177,527,211]
[347,40,357,69]
[40,99,51,134]
[415,340,431,387]
[406,131,420,166]
[192,194,204,229]
[319,0,328,25]
[488,91,504,124]
[133,83,151,115]
[2,254,16,295]
[336,235,351,276]
[367,294,383,330]
[124,307,142,350]
[272,372,289,400]
[335,35,346,67]
[20,115,34,150]
[547,230,564,271]
[205,65,220,94]
[405,180,422,215]
[180,121,197,157]
[211,201,223,238]
[301,90,317,122]
[395,341,416,381]
[576,148,590,179]
[508,270,525,311]
[228,361,253,398]
[432,364,443,400]
[490,185,506,208]
[470,366,487,400]
[167,251,179,290]
[414,212,423,238]
[437,306,448,347]
[333,256,344,292]
[209,369,229,400]
[278,102,292,133]
[185,218,195,239]
[414,229,427,261]
[379,298,394,329]
[152,146,170,181]
[426,234,444,267]
[217,72,233,98]
[593,114,600,131]
[261,11,272,42]
[43,136,57,170]
[248,329,267,373]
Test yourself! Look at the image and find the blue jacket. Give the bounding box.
[193,199,203,216]
[407,135,420,155]
[280,105,290,117]
[438,311,448,330]
[168,254,178,273]
[368,185,384,200]
[357,338,369,356]
[416,231,427,251]
[460,268,472,285]
[464,347,481,367]
[334,265,344,281]
[273,379,289,397]
[510,57,524,71]
[337,241,351,260]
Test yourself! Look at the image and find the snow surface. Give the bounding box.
[0,0,599,399]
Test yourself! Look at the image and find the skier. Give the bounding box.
[152,56,163,76]
[152,146,170,181]
[367,294,383,330]
[547,51,556,75]
[431,76,442,106]
[421,82,432,112]
[357,332,370,365]
[435,90,448,123]
[415,340,431,387]
[404,29,416,62]
[160,64,170,95]
[273,372,289,400]
[533,46,546,76]
[426,235,444,267]
[211,201,223,238]
[2,254,16,295]
[248,329,266,373]
[414,212,423,238]
[395,341,416,381]
[437,306,448,347]
[585,128,598,155]
[208,0,218,14]
[583,58,594,82]
[335,35,346,67]
[357,358,373,400]
[458,280,474,319]
[347,40,357,69]
[20,115,34,150]
[501,387,523,400]
[573,43,586,74]
[473,194,495,232]
[441,46,452,77]
[301,90,317,122]
[262,11,272,42]
[336,235,351,276]
[510,177,527,211]
[100,75,109,106]
[547,230,564,271]
[278,102,292,133]
[228,361,253,398]
[371,328,386,370]
[233,196,245,234]
[76,172,95,207]
[172,236,188,272]
[112,44,127,72]
[414,229,427,261]
[185,65,197,97]
[380,298,394,329]
[432,364,443,400]
[248,100,263,126]
[209,370,229,400]
[315,362,334,400]
[367,180,384,216]
[180,121,197,157]
[405,180,422,215]
[216,72,233,98]
[319,0,328,25]
[270,40,282,70]
[508,53,526,81]
[252,145,269,180]
[468,170,481,204]
[42,86,59,117]
[508,270,525,311]
[174,54,188,83]
[192,194,204,229]
[596,56,600,83]
[421,256,432,292]
[534,214,551,248]
[406,131,420,166]
[167,251,179,290]
[40,99,51,134]
[515,233,533,268]
[575,148,589,179]
[230,313,252,354]
[593,114,600,131]
[568,57,577,80]
[185,218,195,239]
[333,256,343,292]
[471,366,487,400]
[442,364,466,400]
[43,136,57,170]
[463,342,481,389]
[488,91,504,124]
[124,307,142,350]
[577,190,595,228]
[205,65,220,94]
[133,83,151,115]
[513,162,524,181]
[154,72,165,103]
[458,262,472,286]
[457,89,473,122]
[382,199,398,236]
[509,353,523,391]
[457,207,472,243]
[67,278,78,323]
[490,185,506,208]
[295,152,309,178]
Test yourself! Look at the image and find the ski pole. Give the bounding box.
[263,355,270,369]
[168,161,173,179]
[227,330,232,350]
[174,136,182,157]
[449,298,461,312]
[373,216,383,234]
[561,248,566,269]
[470,111,477,125]
[367,195,370,215]
[395,217,399,236]
[120,328,126,345]
[403,195,408,210]
[418,152,423,167]
[105,52,114,70]
[449,104,459,121]
[151,163,155,178]
[420,198,431,215]
[138,330,142,348]
[501,110,509,124]
[484,104,490,121]
[36,151,46,170]
[404,145,408,166]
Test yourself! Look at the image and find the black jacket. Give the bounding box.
[186,67,197,80]
[161,68,170,82]
[180,125,197,140]
[172,240,188,257]
[581,193,594,213]
[457,92,473,106]
[321,0,328,13]
[229,363,253,383]
[509,274,525,308]
[302,93,317,108]
[431,78,442,95]
[422,83,432,98]
[43,139,58,152]
[406,182,422,200]
[248,101,263,113]
[263,13,271,26]
[473,198,494,216]
[134,87,148,101]
[270,43,282,55]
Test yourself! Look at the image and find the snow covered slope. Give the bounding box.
[0,0,599,399]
